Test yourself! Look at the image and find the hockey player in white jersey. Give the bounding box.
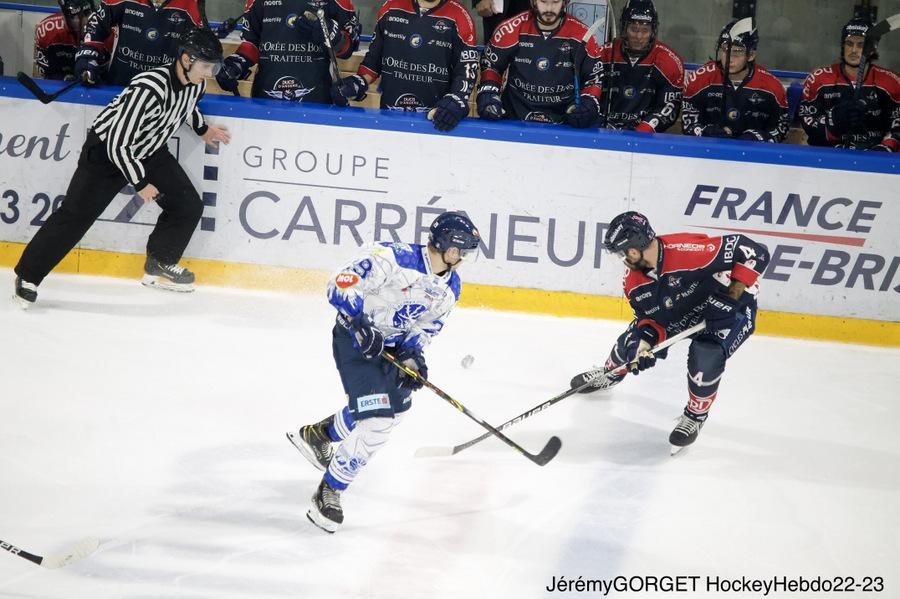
[287,211,481,533]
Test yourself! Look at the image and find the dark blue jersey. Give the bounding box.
[81,0,203,86]
[234,0,360,103]
[479,11,602,124]
[358,0,478,111]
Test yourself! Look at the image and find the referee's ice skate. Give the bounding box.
[141,257,195,292]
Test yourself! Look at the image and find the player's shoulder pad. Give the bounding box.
[448,271,461,301]
[802,63,838,100]
[435,0,476,45]
[659,233,721,274]
[490,10,530,46]
[684,60,719,94]
[623,268,652,297]
[749,64,787,104]
[649,40,684,83]
[378,241,428,274]
[35,13,72,46]
[557,14,588,40]
[871,64,900,99]
[377,0,416,22]
[333,0,357,13]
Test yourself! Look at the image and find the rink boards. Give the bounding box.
[0,79,897,346]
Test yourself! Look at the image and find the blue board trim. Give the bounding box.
[1,75,896,175]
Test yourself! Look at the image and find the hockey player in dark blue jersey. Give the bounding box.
[332,0,479,131]
[285,212,481,533]
[571,212,770,454]
[215,0,360,103]
[34,0,107,81]
[76,0,203,86]
[475,0,604,126]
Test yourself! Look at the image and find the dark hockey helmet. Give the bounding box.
[178,27,224,75]
[840,17,875,62]
[717,17,758,55]
[604,211,655,255]
[58,0,94,16]
[620,0,659,44]
[429,212,481,260]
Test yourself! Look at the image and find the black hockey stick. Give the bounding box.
[16,72,81,104]
[1,537,100,569]
[603,0,618,122]
[382,352,562,466]
[415,321,706,459]
[854,13,900,98]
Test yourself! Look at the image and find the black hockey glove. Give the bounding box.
[432,94,468,132]
[74,46,104,85]
[737,129,766,141]
[698,124,731,138]
[335,74,368,102]
[349,313,385,360]
[216,54,251,94]
[565,95,601,128]
[704,291,741,333]
[395,347,427,391]
[476,83,504,120]
[828,100,866,133]
[215,17,238,39]
[298,13,341,47]
[624,326,660,375]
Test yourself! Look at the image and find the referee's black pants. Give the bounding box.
[15,132,203,286]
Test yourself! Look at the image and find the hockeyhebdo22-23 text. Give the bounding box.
[545,574,885,595]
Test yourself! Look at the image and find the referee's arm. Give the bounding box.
[104,86,162,192]
[190,84,208,136]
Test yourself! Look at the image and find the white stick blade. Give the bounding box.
[40,537,100,569]
[414,446,454,458]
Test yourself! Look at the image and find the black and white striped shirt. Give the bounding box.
[92,62,208,190]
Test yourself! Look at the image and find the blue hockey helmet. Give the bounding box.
[717,17,759,55]
[604,211,655,255]
[429,212,481,259]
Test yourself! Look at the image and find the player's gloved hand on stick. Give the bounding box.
[828,99,866,133]
[298,12,341,46]
[349,313,385,360]
[215,17,238,39]
[215,54,251,94]
[737,129,765,141]
[565,95,601,128]
[74,47,104,85]
[334,74,368,102]
[432,94,468,132]
[476,83,504,120]
[624,326,659,375]
[395,347,427,390]
[704,291,741,332]
[698,124,731,138]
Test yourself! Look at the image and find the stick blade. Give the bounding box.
[532,436,562,466]
[16,72,52,104]
[414,446,454,458]
[40,537,100,569]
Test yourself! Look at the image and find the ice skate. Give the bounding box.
[569,368,623,394]
[141,257,195,292]
[669,412,705,456]
[14,277,38,309]
[307,479,343,533]
[286,415,335,471]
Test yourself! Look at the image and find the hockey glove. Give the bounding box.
[633,121,655,133]
[704,291,741,332]
[216,54,251,94]
[624,326,660,375]
[476,83,504,120]
[432,94,469,132]
[828,100,866,133]
[335,74,368,102]
[737,129,766,141]
[698,124,731,138]
[395,347,428,391]
[565,95,601,128]
[216,17,238,39]
[298,13,341,47]
[74,46,104,85]
[349,313,385,360]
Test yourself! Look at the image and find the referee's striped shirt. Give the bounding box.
[92,62,208,191]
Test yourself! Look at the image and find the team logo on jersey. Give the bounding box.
[145,28,160,41]
[536,57,550,71]
[432,19,450,33]
[390,93,427,111]
[409,33,423,48]
[667,276,681,287]
[726,108,740,121]
[748,92,763,105]
[623,85,637,98]
[168,12,186,26]
[285,13,299,27]
[558,42,571,54]
[335,272,360,289]
[663,297,674,309]
[265,76,316,101]
[393,304,428,328]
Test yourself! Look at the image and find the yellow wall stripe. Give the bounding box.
[2,242,897,347]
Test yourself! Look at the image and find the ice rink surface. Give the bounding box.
[1,269,898,598]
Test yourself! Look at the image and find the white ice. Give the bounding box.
[1,268,898,598]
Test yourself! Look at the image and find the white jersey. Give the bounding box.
[327,242,461,352]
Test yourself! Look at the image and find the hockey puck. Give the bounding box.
[461,354,474,369]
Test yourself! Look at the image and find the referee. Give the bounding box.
[14,27,230,307]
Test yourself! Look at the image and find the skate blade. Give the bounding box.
[286,432,327,472]
[306,508,339,534]
[670,444,690,457]
[13,294,33,310]
[141,274,195,293]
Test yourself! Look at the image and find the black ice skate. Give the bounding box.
[307,479,344,533]
[286,415,335,471]
[141,257,195,292]
[569,368,624,394]
[14,277,38,309]
[669,412,705,456]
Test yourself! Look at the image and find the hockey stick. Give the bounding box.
[572,10,607,107]
[382,351,562,466]
[309,10,342,85]
[197,0,209,29]
[1,537,100,569]
[415,321,706,459]
[16,72,81,104]
[854,13,900,98]
[602,0,618,122]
